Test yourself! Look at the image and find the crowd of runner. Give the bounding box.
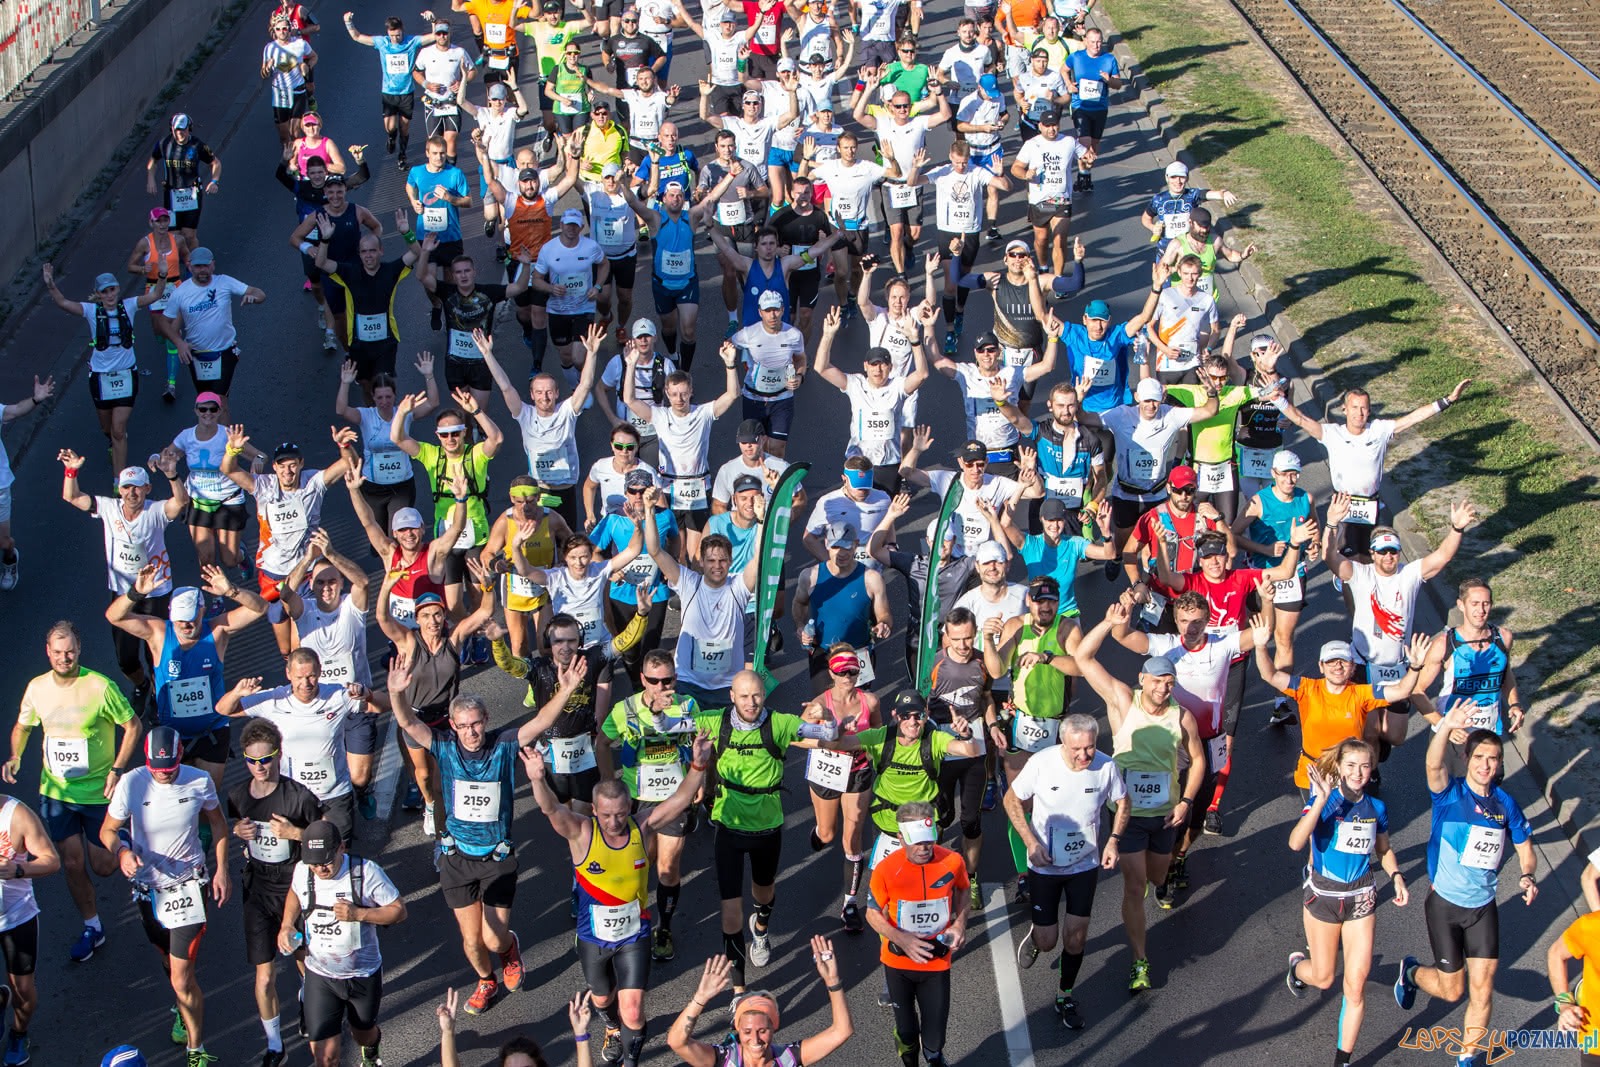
[2,0,1598,1064]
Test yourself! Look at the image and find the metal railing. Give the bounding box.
[1,0,96,99]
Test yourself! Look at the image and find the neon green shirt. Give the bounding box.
[1167,383,1255,465]
[857,725,954,833]
[19,669,136,803]
[526,20,584,78]
[695,711,801,832]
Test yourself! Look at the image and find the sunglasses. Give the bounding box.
[437,428,465,437]
[1169,486,1196,494]
[643,674,676,686]
[976,344,999,352]
[833,668,860,677]
[243,749,280,766]
[1373,548,1400,555]
[613,442,638,450]
[195,405,219,413]
[625,486,647,495]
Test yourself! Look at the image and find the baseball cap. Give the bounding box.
[1038,109,1061,124]
[601,162,622,178]
[415,591,446,611]
[1271,450,1302,473]
[150,207,171,222]
[171,113,191,130]
[1167,464,1197,488]
[1319,640,1355,664]
[1371,531,1402,553]
[272,442,301,462]
[1189,206,1212,228]
[322,173,347,186]
[195,391,223,406]
[518,167,540,182]
[825,521,859,547]
[433,19,451,30]
[189,247,214,265]
[958,440,987,463]
[736,419,765,443]
[1142,656,1177,678]
[732,474,764,495]
[976,541,1007,564]
[863,346,892,365]
[1004,238,1030,255]
[95,272,119,291]
[843,466,874,489]
[1251,332,1275,351]
[390,507,425,531]
[487,82,510,100]
[117,466,150,488]
[973,331,999,350]
[1030,46,1049,58]
[899,813,938,844]
[743,89,762,103]
[979,73,1000,98]
[1028,575,1061,600]
[301,820,342,864]
[777,58,796,72]
[757,290,785,311]
[1135,378,1164,402]
[1084,299,1110,320]
[560,208,585,226]
[892,691,927,716]
[1039,498,1069,521]
[1165,161,1189,178]
[1195,535,1229,558]
[168,588,203,622]
[542,0,562,9]
[145,726,182,772]
[102,1047,148,1067]
[624,468,655,490]
[720,8,739,20]
[631,317,658,338]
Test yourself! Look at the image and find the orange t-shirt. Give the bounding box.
[870,845,968,972]
[1560,912,1600,1049]
[1007,0,1045,33]
[1281,677,1387,788]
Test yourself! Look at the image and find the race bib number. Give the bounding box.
[547,734,598,774]
[45,735,91,778]
[717,198,749,225]
[1161,211,1189,239]
[171,186,200,212]
[453,780,502,823]
[757,19,777,44]
[1346,496,1378,525]
[384,52,411,76]
[168,676,214,719]
[193,356,223,381]
[636,760,683,801]
[692,636,732,677]
[975,408,1010,444]
[862,409,895,443]
[488,52,510,69]
[671,476,707,509]
[1164,343,1199,372]
[248,821,293,863]
[290,756,333,793]
[894,896,950,935]
[1001,344,1035,369]
[1047,827,1090,868]
[1333,819,1374,856]
[1371,661,1406,686]
[506,571,540,600]
[389,595,418,627]
[1462,702,1499,732]
[1127,770,1170,810]
[1044,473,1084,505]
[1197,461,1233,494]
[1137,589,1168,630]
[1084,355,1116,387]
[422,205,450,232]
[591,899,642,942]
[267,497,308,539]
[306,908,362,955]
[1010,712,1059,753]
[486,22,508,44]
[355,312,388,342]
[429,100,459,117]
[571,606,605,646]
[449,328,479,359]
[599,214,627,243]
[1239,446,1274,481]
[371,448,411,485]
[888,182,918,209]
[99,370,135,399]
[1077,78,1103,101]
[153,879,206,930]
[112,540,146,576]
[856,652,876,686]
[318,653,356,686]
[805,748,852,791]
[1205,734,1228,774]
[659,249,692,277]
[535,449,573,482]
[753,362,791,394]
[870,832,901,869]
[1461,824,1504,870]
[1271,574,1303,604]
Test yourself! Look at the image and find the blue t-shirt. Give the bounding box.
[374,37,426,95]
[1063,321,1134,413]
[435,728,520,855]
[1426,777,1531,909]
[706,512,761,572]
[1306,789,1387,885]
[1019,534,1089,614]
[1067,51,1119,112]
[407,164,470,243]
[636,148,699,193]
[1146,186,1205,253]
[593,509,678,605]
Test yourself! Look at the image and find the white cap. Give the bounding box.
[1004,238,1030,255]
[560,208,585,226]
[777,58,797,72]
[631,318,658,338]
[1135,378,1164,402]
[1165,161,1189,178]
[898,816,938,845]
[757,290,785,311]
[1319,640,1354,663]
[117,467,150,488]
[169,588,203,622]
[601,162,622,178]
[976,541,1007,564]
[390,507,425,531]
[1271,450,1301,473]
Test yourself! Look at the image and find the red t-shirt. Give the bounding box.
[1132,502,1224,588]
[742,0,787,56]
[1183,567,1265,631]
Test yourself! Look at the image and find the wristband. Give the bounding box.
[1110,832,1123,840]
[1270,395,1291,412]
[574,1034,590,1043]
[225,445,243,457]
[127,589,148,604]
[1519,873,1535,883]
[402,229,416,243]
[690,760,710,772]
[1556,993,1576,1008]
[64,465,82,476]
[299,241,315,255]
[1452,525,1467,533]
[826,981,844,992]
[453,495,469,503]
[1176,797,1192,806]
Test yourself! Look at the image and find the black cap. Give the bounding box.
[1039,109,1061,124]
[301,820,342,865]
[518,167,540,182]
[892,691,927,716]
[541,0,562,10]
[272,442,302,462]
[1196,534,1229,558]
[1028,575,1061,600]
[863,346,892,365]
[145,726,182,771]
[958,439,987,462]
[1189,206,1212,228]
[1039,498,1069,521]
[624,468,654,490]
[732,474,764,495]
[973,331,999,350]
[735,419,765,443]
[323,173,347,186]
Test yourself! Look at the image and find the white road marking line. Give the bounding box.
[372,717,402,821]
[984,885,1037,1067]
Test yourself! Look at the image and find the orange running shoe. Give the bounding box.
[464,977,498,1015]
[500,931,524,991]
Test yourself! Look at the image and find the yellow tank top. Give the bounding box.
[575,816,649,943]
[1112,689,1186,817]
[498,510,556,611]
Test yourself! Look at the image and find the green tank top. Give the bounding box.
[1008,615,1071,720]
[552,64,589,115]
[1111,689,1185,818]
[1167,232,1218,285]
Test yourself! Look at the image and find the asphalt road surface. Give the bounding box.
[0,0,1592,1063]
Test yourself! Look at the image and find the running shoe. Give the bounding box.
[186,1051,217,1067]
[163,384,177,403]
[1369,767,1383,789]
[323,327,339,350]
[260,1050,286,1067]
[878,987,894,1009]
[430,306,443,331]
[1170,854,1189,890]
[303,279,314,293]
[238,554,256,582]
[359,1043,383,1067]
[471,632,492,664]
[1267,698,1294,726]
[981,776,997,812]
[1013,873,1030,905]
[1056,994,1084,1030]
[952,312,965,336]
[396,152,407,171]
[357,787,377,821]
[767,628,783,655]
[1394,955,1418,1010]
[1154,883,1173,910]
[600,1027,624,1065]
[171,1005,188,1044]
[206,595,225,618]
[70,923,105,962]
[841,899,863,934]
[464,977,498,1015]
[652,926,675,961]
[970,880,984,913]
[748,914,772,967]
[402,782,424,812]
[840,304,857,325]
[985,226,1002,243]
[725,319,738,339]
[4,1031,27,1065]
[1286,950,1308,998]
[943,331,958,356]
[1128,957,1152,993]
[500,931,524,990]
[0,553,18,592]
[1203,809,1223,835]
[1016,925,1039,969]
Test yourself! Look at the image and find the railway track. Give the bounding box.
[1225,0,1600,436]
[1501,0,1600,78]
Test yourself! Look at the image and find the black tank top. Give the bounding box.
[405,637,461,727]
[992,274,1043,349]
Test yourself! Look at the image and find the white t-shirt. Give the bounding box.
[857,0,902,41]
[844,374,907,467]
[955,362,1026,449]
[295,598,372,688]
[796,75,840,119]
[536,237,605,316]
[955,91,1007,149]
[477,107,519,161]
[1144,632,1239,738]
[637,0,675,43]
[357,407,414,486]
[108,766,217,889]
[867,311,922,378]
[724,115,780,168]
[1010,749,1126,875]
[174,425,245,504]
[760,82,802,150]
[707,30,747,85]
[953,583,1028,668]
[804,487,891,566]
[670,568,755,688]
[292,855,401,980]
[939,43,991,90]
[926,469,1020,551]
[414,44,472,90]
[516,403,581,488]
[589,458,660,517]
[713,454,788,505]
[734,323,805,400]
[1320,420,1397,499]
[1102,404,1189,501]
[264,38,313,105]
[602,353,676,437]
[1152,287,1217,371]
[812,159,887,227]
[163,275,250,352]
[255,471,330,576]
[240,684,358,801]
[877,116,931,175]
[1348,559,1425,668]
[928,163,995,233]
[622,87,671,142]
[1015,133,1083,204]
[1016,69,1068,113]
[651,403,716,478]
[544,560,617,647]
[93,497,174,595]
[82,298,141,373]
[795,16,834,63]
[588,190,640,257]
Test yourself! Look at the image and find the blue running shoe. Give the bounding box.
[1394,955,1418,1010]
[69,924,105,963]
